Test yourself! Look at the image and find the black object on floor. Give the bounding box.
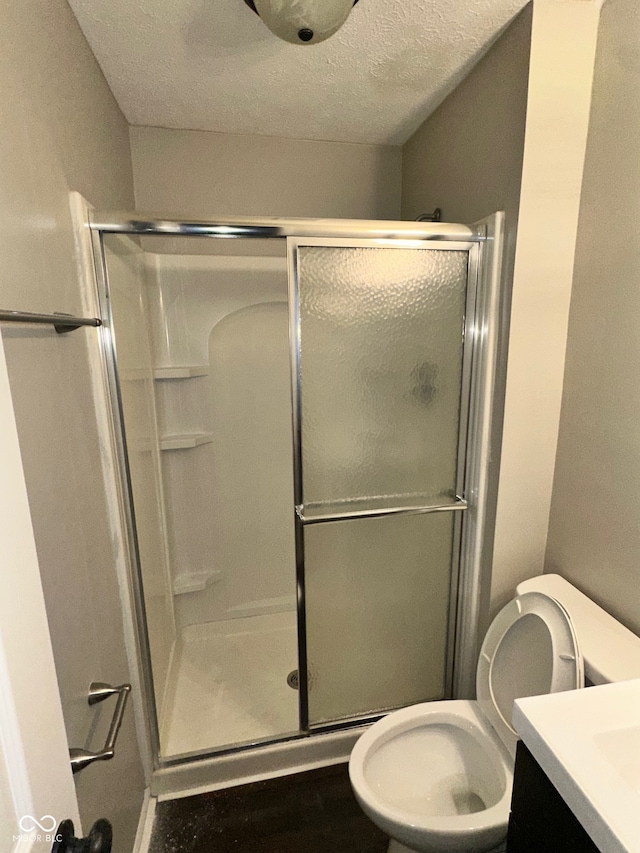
[149,763,389,853]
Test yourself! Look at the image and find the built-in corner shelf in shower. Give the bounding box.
[173,568,222,596]
[153,365,209,380]
[159,432,213,451]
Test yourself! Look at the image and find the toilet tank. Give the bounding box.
[516,574,640,685]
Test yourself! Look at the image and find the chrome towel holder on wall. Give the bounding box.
[69,682,131,774]
[0,309,101,334]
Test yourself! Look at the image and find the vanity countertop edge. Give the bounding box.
[513,678,640,853]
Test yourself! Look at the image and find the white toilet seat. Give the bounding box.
[477,591,583,757]
[349,591,583,853]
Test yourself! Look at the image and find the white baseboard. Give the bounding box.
[131,789,156,853]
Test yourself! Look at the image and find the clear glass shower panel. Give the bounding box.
[102,234,176,736]
[296,246,469,517]
[101,235,299,760]
[304,512,456,725]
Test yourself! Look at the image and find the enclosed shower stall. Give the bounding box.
[90,213,502,770]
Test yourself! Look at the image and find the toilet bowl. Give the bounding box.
[349,590,584,853]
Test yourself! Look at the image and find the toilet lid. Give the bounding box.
[476,591,583,757]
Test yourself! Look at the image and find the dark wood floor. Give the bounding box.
[148,763,389,853]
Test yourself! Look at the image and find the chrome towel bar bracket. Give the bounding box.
[69,682,131,774]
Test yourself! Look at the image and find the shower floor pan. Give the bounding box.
[162,611,299,757]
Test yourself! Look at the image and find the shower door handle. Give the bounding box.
[69,682,131,774]
[295,495,468,524]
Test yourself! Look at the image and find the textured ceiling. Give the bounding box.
[68,0,529,146]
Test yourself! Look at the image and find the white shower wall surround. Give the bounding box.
[143,252,297,630]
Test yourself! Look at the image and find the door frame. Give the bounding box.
[0,332,80,853]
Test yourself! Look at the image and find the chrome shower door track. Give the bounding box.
[89,211,484,243]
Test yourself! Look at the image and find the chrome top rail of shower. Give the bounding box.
[296,496,468,524]
[0,309,102,334]
[88,211,485,243]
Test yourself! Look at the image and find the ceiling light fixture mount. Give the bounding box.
[243,0,360,45]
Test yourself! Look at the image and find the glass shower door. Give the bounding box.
[289,239,474,727]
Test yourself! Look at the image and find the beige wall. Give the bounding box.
[130,126,402,221]
[402,6,532,230]
[401,6,532,623]
[401,1,603,620]
[489,0,601,613]
[545,0,640,635]
[0,0,144,844]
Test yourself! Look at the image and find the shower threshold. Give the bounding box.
[152,724,368,799]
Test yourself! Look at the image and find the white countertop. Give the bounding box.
[513,679,640,853]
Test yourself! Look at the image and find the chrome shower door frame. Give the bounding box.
[90,228,163,771]
[287,236,483,730]
[87,212,503,779]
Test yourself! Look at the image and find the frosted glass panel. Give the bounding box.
[297,246,468,513]
[304,513,455,725]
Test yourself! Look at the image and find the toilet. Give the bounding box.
[348,575,640,853]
